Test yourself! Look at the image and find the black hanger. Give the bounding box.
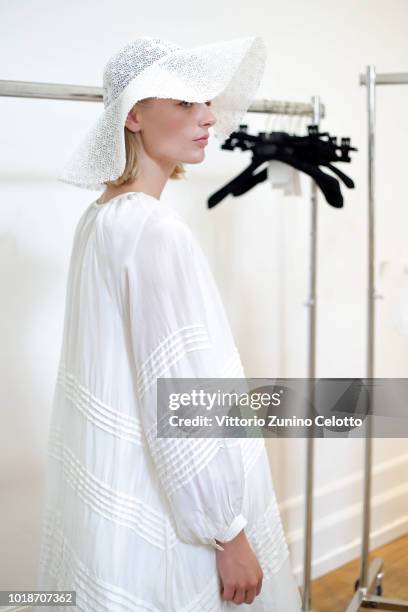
[207,125,357,209]
[225,155,344,208]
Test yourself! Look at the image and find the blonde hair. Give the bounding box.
[105,100,186,188]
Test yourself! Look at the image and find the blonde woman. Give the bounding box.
[37,36,302,610]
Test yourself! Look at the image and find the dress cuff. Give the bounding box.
[212,513,248,551]
[210,538,226,551]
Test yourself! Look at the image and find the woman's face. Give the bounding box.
[125,97,216,166]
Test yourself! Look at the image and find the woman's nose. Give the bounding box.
[202,104,216,127]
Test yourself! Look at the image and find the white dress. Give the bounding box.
[36,191,302,611]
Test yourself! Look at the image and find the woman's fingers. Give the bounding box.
[220,581,235,602]
[244,586,257,604]
[221,583,261,604]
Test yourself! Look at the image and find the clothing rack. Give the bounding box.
[0,77,325,611]
[345,66,408,612]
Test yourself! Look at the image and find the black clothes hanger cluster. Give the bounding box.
[207,125,358,209]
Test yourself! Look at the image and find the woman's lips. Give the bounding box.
[194,137,209,145]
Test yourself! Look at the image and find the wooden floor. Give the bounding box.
[310,533,408,611]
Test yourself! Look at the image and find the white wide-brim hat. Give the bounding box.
[57,35,267,191]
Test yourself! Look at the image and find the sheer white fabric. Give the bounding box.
[36,191,301,611]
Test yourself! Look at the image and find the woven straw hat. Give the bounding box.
[57,35,267,191]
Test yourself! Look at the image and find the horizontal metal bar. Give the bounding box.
[359,72,408,86]
[0,79,101,102]
[361,594,408,610]
[248,97,325,117]
[0,79,325,117]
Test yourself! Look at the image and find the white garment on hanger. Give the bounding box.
[36,191,301,611]
[267,160,302,196]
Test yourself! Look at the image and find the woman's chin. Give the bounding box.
[183,150,206,164]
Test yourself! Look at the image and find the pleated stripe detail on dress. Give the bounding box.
[137,324,213,399]
[57,364,144,445]
[47,427,177,550]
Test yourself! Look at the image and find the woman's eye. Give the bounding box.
[180,100,212,107]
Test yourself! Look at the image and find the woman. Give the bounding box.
[37,36,302,610]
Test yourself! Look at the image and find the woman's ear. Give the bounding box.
[125,108,140,133]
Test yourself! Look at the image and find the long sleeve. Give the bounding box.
[124,208,248,551]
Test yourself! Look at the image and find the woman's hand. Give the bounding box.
[215,529,263,604]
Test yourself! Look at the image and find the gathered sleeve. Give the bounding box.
[124,209,248,551]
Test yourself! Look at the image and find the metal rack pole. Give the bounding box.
[301,95,321,612]
[346,65,408,612]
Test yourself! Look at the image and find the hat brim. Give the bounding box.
[58,36,266,191]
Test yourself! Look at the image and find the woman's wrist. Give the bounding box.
[215,528,246,550]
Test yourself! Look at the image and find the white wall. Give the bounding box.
[1,0,408,596]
